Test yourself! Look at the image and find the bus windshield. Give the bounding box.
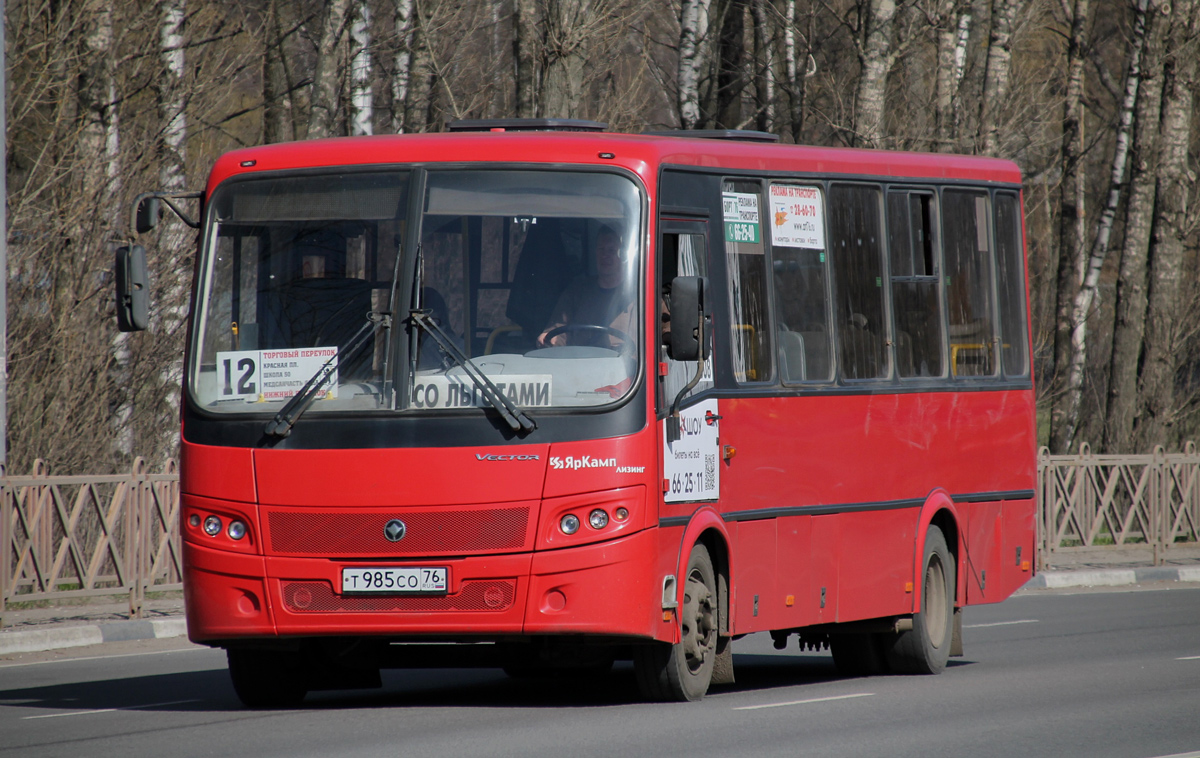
[190,168,643,416]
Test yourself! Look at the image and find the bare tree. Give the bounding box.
[392,0,417,131]
[350,0,374,135]
[308,0,352,139]
[1056,0,1152,452]
[1135,0,1200,449]
[1105,0,1170,452]
[853,0,898,147]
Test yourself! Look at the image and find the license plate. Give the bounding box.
[341,566,448,595]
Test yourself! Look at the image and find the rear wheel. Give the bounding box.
[884,524,955,674]
[227,649,308,708]
[635,544,718,701]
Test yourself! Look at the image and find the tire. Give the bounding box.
[884,525,955,674]
[829,633,888,677]
[635,544,719,702]
[227,648,308,708]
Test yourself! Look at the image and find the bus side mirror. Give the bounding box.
[135,196,161,235]
[668,275,710,362]
[115,244,149,332]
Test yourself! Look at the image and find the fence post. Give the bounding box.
[128,458,147,619]
[1152,445,1165,566]
[1,462,8,621]
[1038,447,1051,569]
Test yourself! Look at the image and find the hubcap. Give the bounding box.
[925,554,947,649]
[681,568,716,674]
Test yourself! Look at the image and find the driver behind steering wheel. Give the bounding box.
[536,224,635,349]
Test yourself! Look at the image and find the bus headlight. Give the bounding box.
[203,515,223,537]
[227,521,247,540]
[560,514,580,535]
[588,509,609,529]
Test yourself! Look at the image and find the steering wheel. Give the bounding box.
[543,324,633,352]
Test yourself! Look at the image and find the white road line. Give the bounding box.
[1175,655,1200,660]
[734,693,874,711]
[22,699,201,720]
[0,647,209,669]
[964,619,1039,629]
[1141,752,1200,758]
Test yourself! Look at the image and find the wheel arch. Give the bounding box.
[914,489,962,614]
[674,507,732,636]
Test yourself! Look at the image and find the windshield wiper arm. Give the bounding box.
[264,311,391,439]
[408,309,536,434]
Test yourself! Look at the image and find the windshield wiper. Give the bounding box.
[263,311,391,439]
[408,309,536,434]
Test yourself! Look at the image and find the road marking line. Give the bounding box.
[964,619,1039,628]
[0,647,209,669]
[1141,752,1200,758]
[734,693,874,710]
[1176,655,1200,660]
[22,699,200,720]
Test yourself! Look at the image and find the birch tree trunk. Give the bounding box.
[934,0,960,150]
[403,7,435,132]
[749,0,773,131]
[392,0,416,132]
[853,0,897,147]
[1105,0,1168,452]
[350,0,374,136]
[977,0,1021,155]
[514,0,540,118]
[1135,0,1200,450]
[1056,0,1151,451]
[156,0,189,461]
[308,0,352,139]
[679,0,712,128]
[262,0,293,143]
[1048,0,1090,452]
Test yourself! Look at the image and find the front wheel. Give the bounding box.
[634,544,719,701]
[884,524,955,674]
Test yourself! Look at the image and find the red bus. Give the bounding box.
[118,119,1036,707]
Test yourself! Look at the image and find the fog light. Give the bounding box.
[560,514,580,535]
[203,515,222,536]
[614,507,629,522]
[227,521,247,540]
[588,509,609,529]
[189,514,201,528]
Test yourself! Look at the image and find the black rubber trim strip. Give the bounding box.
[951,489,1035,503]
[657,489,1036,528]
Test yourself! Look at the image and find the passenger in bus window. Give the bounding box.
[536,225,635,349]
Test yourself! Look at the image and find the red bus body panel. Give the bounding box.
[182,132,1036,649]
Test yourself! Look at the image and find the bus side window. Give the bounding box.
[943,190,997,377]
[994,192,1030,378]
[887,191,945,378]
[829,184,889,380]
[722,180,773,383]
[769,183,833,383]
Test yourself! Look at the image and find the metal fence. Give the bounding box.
[1,458,181,617]
[1038,442,1200,566]
[3,444,1198,615]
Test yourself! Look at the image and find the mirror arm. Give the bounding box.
[129,190,202,237]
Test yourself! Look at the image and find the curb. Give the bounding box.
[1022,566,1200,590]
[0,617,187,656]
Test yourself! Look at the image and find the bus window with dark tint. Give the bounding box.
[888,191,944,378]
[769,184,833,382]
[943,189,996,376]
[829,184,888,380]
[722,180,772,383]
[994,192,1029,378]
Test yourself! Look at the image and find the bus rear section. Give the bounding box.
[114,124,1036,708]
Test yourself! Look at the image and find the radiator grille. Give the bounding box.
[281,580,516,613]
[265,507,530,556]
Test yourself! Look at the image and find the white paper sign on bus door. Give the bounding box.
[664,398,720,503]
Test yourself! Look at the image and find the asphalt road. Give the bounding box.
[2,585,1198,758]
